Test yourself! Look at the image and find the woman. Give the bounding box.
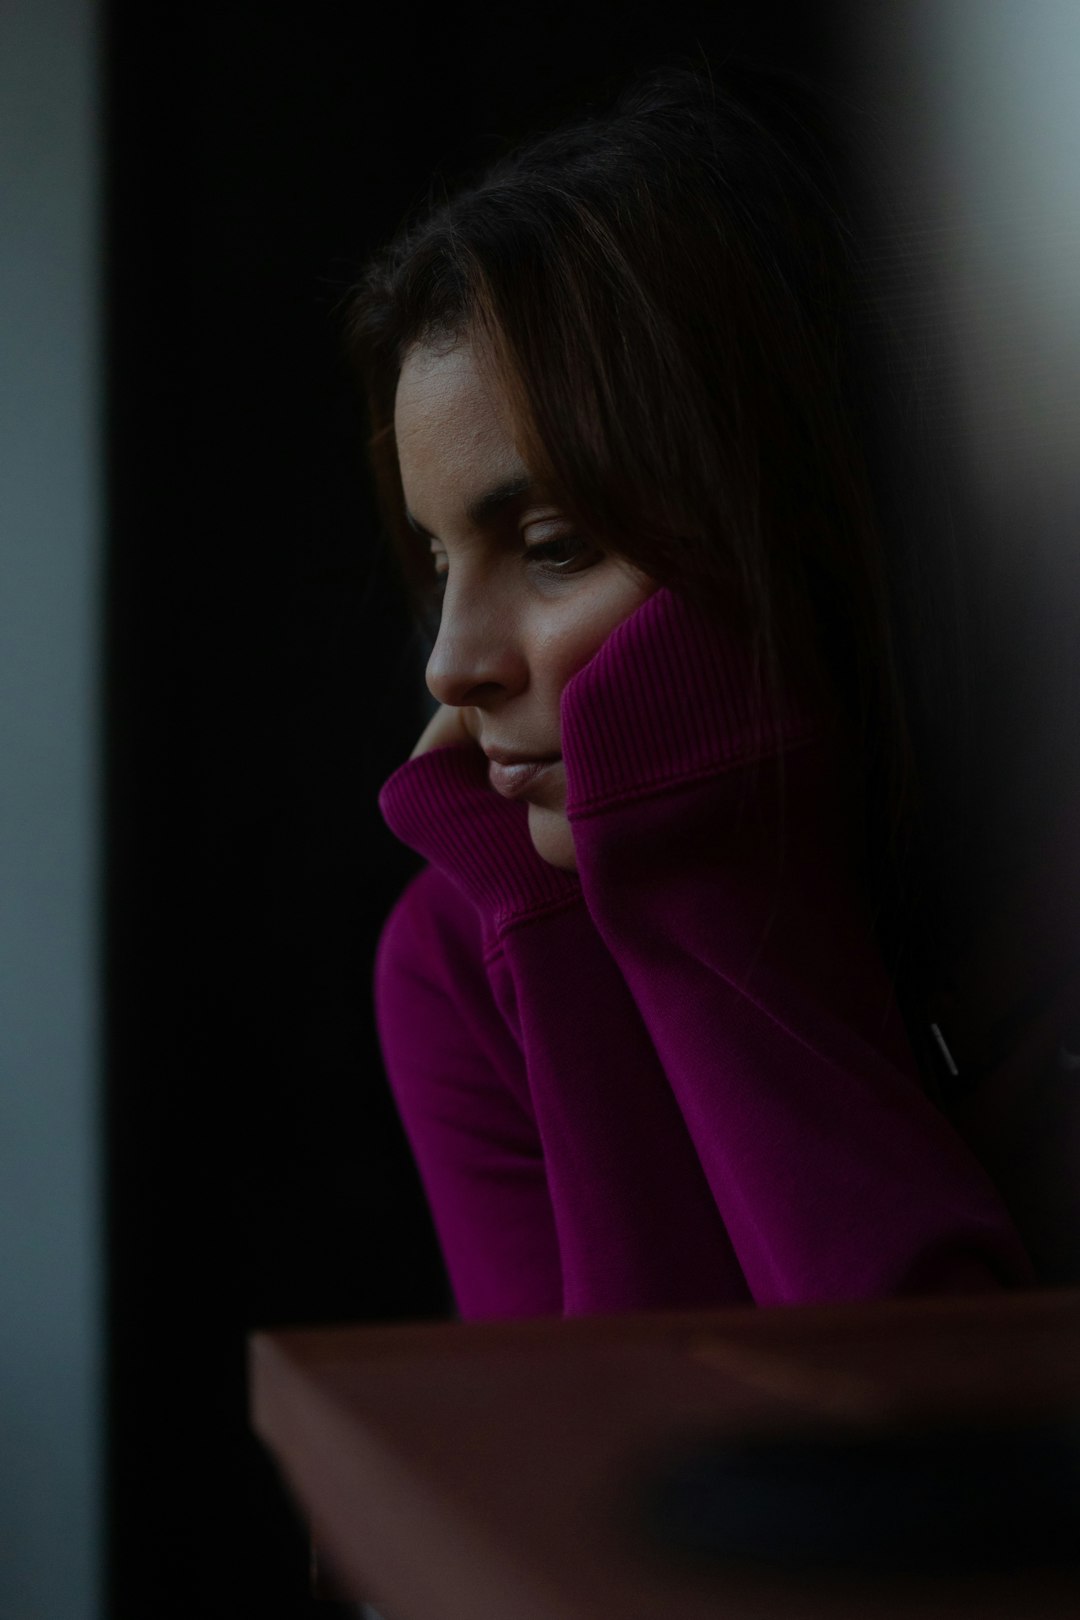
[346,57,1033,1319]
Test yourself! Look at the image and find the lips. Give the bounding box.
[487,758,560,799]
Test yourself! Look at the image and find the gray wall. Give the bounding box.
[0,0,103,1616]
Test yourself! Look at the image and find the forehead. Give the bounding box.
[394,339,515,466]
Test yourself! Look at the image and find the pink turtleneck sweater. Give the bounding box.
[373,585,1033,1320]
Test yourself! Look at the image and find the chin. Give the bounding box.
[527,804,578,871]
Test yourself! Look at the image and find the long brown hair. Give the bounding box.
[345,53,951,1076]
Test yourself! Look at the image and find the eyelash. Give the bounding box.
[430,535,593,597]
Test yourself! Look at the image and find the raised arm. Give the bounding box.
[558,586,1035,1304]
[373,864,563,1320]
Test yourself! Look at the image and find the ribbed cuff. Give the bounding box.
[561,585,827,818]
[378,742,582,930]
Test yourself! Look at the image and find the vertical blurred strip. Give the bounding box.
[913,0,1080,509]
[843,0,1080,907]
[0,0,104,1617]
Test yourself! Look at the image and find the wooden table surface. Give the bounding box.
[250,1287,1080,1620]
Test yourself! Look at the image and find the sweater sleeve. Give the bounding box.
[558,586,1035,1304]
[372,863,563,1320]
[378,760,757,1317]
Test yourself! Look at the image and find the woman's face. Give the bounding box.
[394,336,657,870]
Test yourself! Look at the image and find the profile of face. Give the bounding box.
[394,336,657,871]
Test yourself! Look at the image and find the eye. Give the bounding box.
[428,533,597,598]
[522,533,596,575]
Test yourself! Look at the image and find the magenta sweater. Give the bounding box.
[373,585,1033,1320]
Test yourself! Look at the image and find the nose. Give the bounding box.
[423,580,524,711]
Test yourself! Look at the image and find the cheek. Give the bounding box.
[539,577,655,696]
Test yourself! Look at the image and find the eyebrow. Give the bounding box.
[404,472,537,540]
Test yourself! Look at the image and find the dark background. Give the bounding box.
[101,3,1056,1615]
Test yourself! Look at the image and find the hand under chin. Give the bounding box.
[526,803,578,872]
